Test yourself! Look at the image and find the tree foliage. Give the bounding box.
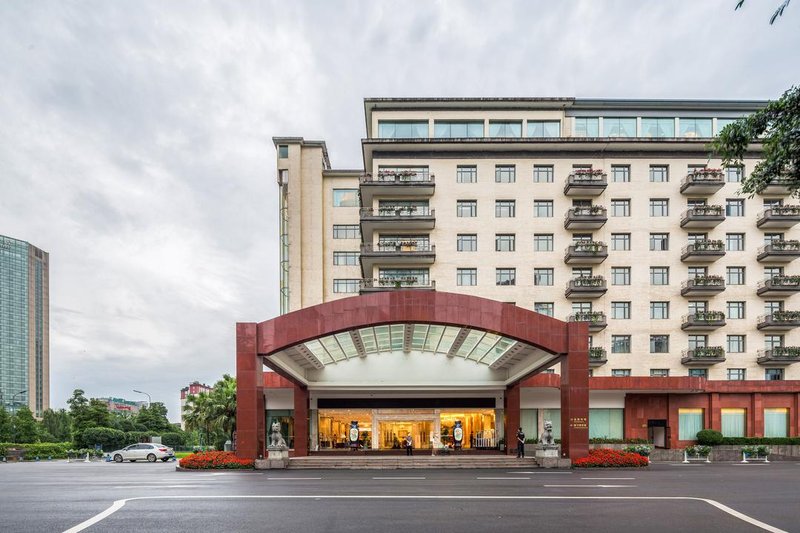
[12,406,39,443]
[712,86,800,196]
[735,0,792,24]
[183,375,236,449]
[0,405,12,442]
[41,409,72,442]
[134,402,173,433]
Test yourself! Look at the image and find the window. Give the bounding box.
[688,266,707,279]
[278,145,289,158]
[716,118,738,133]
[332,189,359,207]
[727,301,745,319]
[495,200,516,218]
[764,267,784,280]
[574,117,599,137]
[649,165,669,182]
[495,234,515,252]
[650,302,669,319]
[725,166,743,183]
[333,279,359,293]
[650,369,670,377]
[727,335,745,353]
[610,165,630,182]
[611,233,630,251]
[764,301,783,315]
[680,118,713,138]
[650,335,669,353]
[534,234,554,251]
[688,335,707,349]
[496,268,516,286]
[678,408,704,440]
[687,233,708,246]
[527,120,560,137]
[434,121,484,138]
[765,368,784,381]
[457,234,477,252]
[534,302,554,317]
[650,267,669,285]
[726,233,745,251]
[765,335,784,350]
[611,302,630,319]
[457,200,477,217]
[764,408,788,437]
[333,252,359,266]
[727,368,746,381]
[726,199,744,217]
[531,200,554,218]
[649,199,669,217]
[641,118,675,138]
[495,165,516,183]
[489,121,522,137]
[572,267,592,278]
[589,408,624,439]
[533,165,554,183]
[378,121,428,138]
[457,268,477,286]
[611,335,631,353]
[534,268,554,286]
[333,225,360,239]
[456,165,478,183]
[764,199,783,209]
[688,301,708,315]
[611,267,630,285]
[689,368,708,378]
[610,199,630,217]
[603,117,637,137]
[764,232,783,245]
[721,408,746,437]
[726,267,745,285]
[650,233,669,251]
[611,369,631,377]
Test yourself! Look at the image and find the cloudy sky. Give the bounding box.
[1,0,798,420]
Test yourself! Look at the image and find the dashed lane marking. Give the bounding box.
[266,477,322,480]
[476,477,531,480]
[372,477,426,480]
[507,471,571,474]
[580,478,635,480]
[544,485,637,488]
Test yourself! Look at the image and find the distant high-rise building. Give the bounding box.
[97,397,147,415]
[180,381,212,429]
[0,234,49,417]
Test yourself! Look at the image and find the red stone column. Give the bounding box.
[293,384,309,456]
[709,393,721,432]
[752,393,764,438]
[235,323,265,459]
[505,382,521,456]
[561,322,589,459]
[793,393,800,437]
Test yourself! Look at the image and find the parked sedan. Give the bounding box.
[109,443,175,463]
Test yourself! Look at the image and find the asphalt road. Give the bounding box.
[1,460,799,532]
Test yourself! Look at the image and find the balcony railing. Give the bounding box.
[361,206,433,218]
[757,205,800,228]
[681,346,726,366]
[757,275,800,296]
[680,169,725,194]
[757,311,800,330]
[680,205,725,228]
[359,278,436,291]
[681,240,726,262]
[565,276,607,298]
[681,311,726,331]
[589,347,607,367]
[757,240,800,262]
[564,241,608,264]
[564,206,608,229]
[568,311,607,331]
[360,170,434,184]
[680,275,726,296]
[758,176,793,195]
[757,347,800,365]
[362,242,434,253]
[564,170,608,196]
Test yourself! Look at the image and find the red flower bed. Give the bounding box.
[573,448,649,468]
[179,451,254,470]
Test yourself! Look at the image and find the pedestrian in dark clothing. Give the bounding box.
[516,428,525,458]
[405,434,413,456]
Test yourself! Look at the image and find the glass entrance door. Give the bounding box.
[378,420,433,449]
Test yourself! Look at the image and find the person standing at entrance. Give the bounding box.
[516,427,525,458]
[405,433,413,456]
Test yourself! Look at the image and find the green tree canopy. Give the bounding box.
[41,408,72,442]
[0,405,12,442]
[135,402,173,433]
[12,406,39,443]
[183,375,236,449]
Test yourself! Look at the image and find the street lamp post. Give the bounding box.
[132,389,152,407]
[11,389,27,443]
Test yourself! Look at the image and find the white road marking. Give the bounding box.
[372,477,426,480]
[507,471,571,474]
[580,478,635,480]
[266,477,322,480]
[476,477,531,480]
[733,463,771,466]
[62,495,788,533]
[113,485,209,489]
[544,484,636,488]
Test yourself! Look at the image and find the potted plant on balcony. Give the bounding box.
[772,310,800,322]
[693,346,724,358]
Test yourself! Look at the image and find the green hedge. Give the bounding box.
[696,429,724,445]
[589,438,651,444]
[0,442,72,459]
[720,437,800,445]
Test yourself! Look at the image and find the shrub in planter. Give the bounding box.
[573,448,648,468]
[685,445,711,457]
[741,445,770,457]
[695,429,724,446]
[623,444,652,457]
[178,451,254,470]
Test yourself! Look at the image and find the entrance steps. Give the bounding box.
[288,455,539,469]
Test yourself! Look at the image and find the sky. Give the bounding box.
[0,0,798,421]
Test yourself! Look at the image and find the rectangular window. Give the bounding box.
[727,368,746,381]
[588,408,624,440]
[611,335,631,353]
[496,268,516,286]
[717,118,738,133]
[764,301,783,315]
[495,200,516,218]
[650,267,669,285]
[764,232,784,245]
[457,234,477,252]
[603,117,637,137]
[611,369,631,377]
[533,165,554,183]
[534,268,554,286]
[611,233,631,251]
[611,301,630,319]
[433,121,484,138]
[721,408,746,438]
[764,335,784,350]
[456,200,477,217]
[726,267,745,285]
[495,165,516,183]
[333,225,360,239]
[689,368,708,378]
[456,165,478,183]
[378,121,428,138]
[534,302,554,317]
[333,252,359,266]
[650,335,669,353]
[489,121,522,137]
[727,301,745,319]
[680,118,713,138]
[332,189,359,207]
[611,267,631,285]
[534,234,554,251]
[610,165,630,182]
[574,117,599,137]
[333,279,360,293]
[726,233,745,251]
[650,369,670,377]
[611,199,630,217]
[650,301,669,319]
[641,118,675,138]
[533,200,554,217]
[725,166,743,183]
[649,165,669,182]
[726,199,745,217]
[727,335,745,353]
[765,368,784,381]
[456,268,477,286]
[688,301,708,315]
[678,408,704,440]
[650,233,669,251]
[764,408,788,437]
[278,145,289,158]
[649,199,669,217]
[688,335,708,349]
[527,120,561,137]
[495,234,516,252]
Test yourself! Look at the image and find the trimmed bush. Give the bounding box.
[0,442,72,459]
[178,451,254,470]
[573,448,649,468]
[623,444,652,457]
[160,432,187,448]
[721,437,800,445]
[742,445,770,457]
[696,429,724,445]
[81,427,127,451]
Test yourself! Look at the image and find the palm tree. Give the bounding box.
[182,375,236,449]
[183,391,214,449]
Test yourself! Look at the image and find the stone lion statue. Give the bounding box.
[539,420,554,446]
[269,421,287,448]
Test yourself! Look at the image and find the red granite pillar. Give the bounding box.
[561,321,589,459]
[709,393,721,432]
[752,393,764,437]
[235,323,265,459]
[793,393,800,437]
[505,382,521,456]
[293,384,309,456]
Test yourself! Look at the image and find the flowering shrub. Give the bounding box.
[623,444,652,457]
[573,448,648,468]
[742,445,770,457]
[178,451,254,470]
[685,445,712,457]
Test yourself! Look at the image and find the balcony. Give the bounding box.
[757,275,800,297]
[758,176,793,195]
[360,207,435,240]
[563,170,607,196]
[680,275,726,296]
[757,311,800,331]
[680,205,725,229]
[757,240,800,263]
[564,206,607,230]
[588,347,607,368]
[564,241,608,265]
[568,311,607,332]
[756,206,800,229]
[359,170,435,205]
[360,242,435,272]
[681,240,726,262]
[680,169,725,195]
[757,347,800,366]
[359,277,436,293]
[681,346,726,366]
[565,276,607,298]
[681,311,726,331]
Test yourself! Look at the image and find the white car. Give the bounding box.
[109,443,175,463]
